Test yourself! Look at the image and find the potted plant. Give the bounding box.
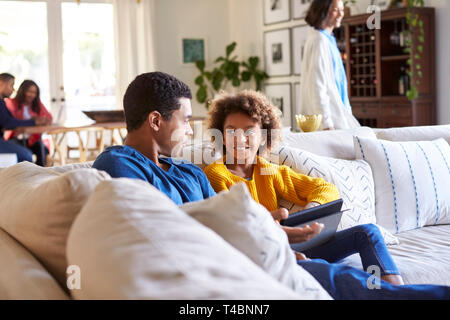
[194,42,268,109]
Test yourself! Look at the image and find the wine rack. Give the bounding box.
[337,7,436,128]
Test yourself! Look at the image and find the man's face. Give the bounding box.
[158,97,193,157]
[0,79,15,98]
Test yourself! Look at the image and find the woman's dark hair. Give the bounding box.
[123,72,192,132]
[14,80,42,113]
[305,0,334,30]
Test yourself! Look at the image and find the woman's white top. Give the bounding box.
[299,28,360,130]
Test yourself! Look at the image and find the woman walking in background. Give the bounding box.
[5,80,52,166]
[300,0,360,130]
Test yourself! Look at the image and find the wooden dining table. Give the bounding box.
[14,121,127,166]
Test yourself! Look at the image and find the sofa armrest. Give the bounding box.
[374,125,450,144]
[0,227,70,300]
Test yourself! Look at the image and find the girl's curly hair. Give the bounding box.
[207,90,282,153]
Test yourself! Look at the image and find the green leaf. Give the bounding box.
[195,60,205,71]
[195,75,204,86]
[232,77,241,87]
[417,45,423,53]
[196,86,207,103]
[249,56,259,69]
[407,58,412,66]
[241,71,251,81]
[226,42,237,57]
[215,57,225,63]
[204,71,212,81]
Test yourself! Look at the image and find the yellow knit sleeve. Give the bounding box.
[203,162,232,193]
[274,165,340,205]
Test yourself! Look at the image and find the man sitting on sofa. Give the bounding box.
[93,71,450,300]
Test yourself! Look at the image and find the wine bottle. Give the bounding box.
[398,66,410,95]
[399,20,407,47]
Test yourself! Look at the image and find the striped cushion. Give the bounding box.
[270,146,399,245]
[354,137,450,234]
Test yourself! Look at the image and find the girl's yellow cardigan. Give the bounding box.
[203,156,340,212]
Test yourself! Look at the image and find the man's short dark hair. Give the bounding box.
[0,73,15,83]
[305,0,334,30]
[123,72,192,132]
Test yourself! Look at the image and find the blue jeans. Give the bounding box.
[0,138,33,162]
[302,224,399,276]
[298,259,450,300]
[11,138,49,166]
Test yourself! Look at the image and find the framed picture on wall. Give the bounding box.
[292,25,312,75]
[292,0,313,20]
[264,0,290,25]
[264,83,292,127]
[181,38,206,65]
[292,82,301,131]
[264,28,291,77]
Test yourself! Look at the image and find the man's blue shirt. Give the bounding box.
[93,145,216,205]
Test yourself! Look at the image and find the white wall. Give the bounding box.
[153,0,230,117]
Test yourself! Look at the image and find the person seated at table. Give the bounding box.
[0,73,47,163]
[4,80,52,166]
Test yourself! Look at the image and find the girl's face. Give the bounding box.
[223,112,265,164]
[325,0,345,29]
[24,85,38,105]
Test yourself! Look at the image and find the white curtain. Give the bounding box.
[113,0,156,109]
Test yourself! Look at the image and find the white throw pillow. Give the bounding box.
[67,178,302,300]
[354,136,450,234]
[180,183,332,300]
[0,162,110,289]
[270,146,399,245]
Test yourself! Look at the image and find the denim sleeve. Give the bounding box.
[0,101,36,129]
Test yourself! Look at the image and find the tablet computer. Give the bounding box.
[280,199,345,252]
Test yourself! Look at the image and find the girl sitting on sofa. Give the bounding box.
[203,90,404,286]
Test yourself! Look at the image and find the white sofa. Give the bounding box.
[0,125,449,299]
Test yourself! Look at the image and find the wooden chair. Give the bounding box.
[46,126,105,166]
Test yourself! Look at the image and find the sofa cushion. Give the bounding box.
[0,228,69,300]
[281,126,376,160]
[354,137,450,234]
[50,161,94,173]
[341,224,450,286]
[374,125,450,144]
[0,162,110,289]
[270,146,398,245]
[180,183,332,300]
[67,178,302,300]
